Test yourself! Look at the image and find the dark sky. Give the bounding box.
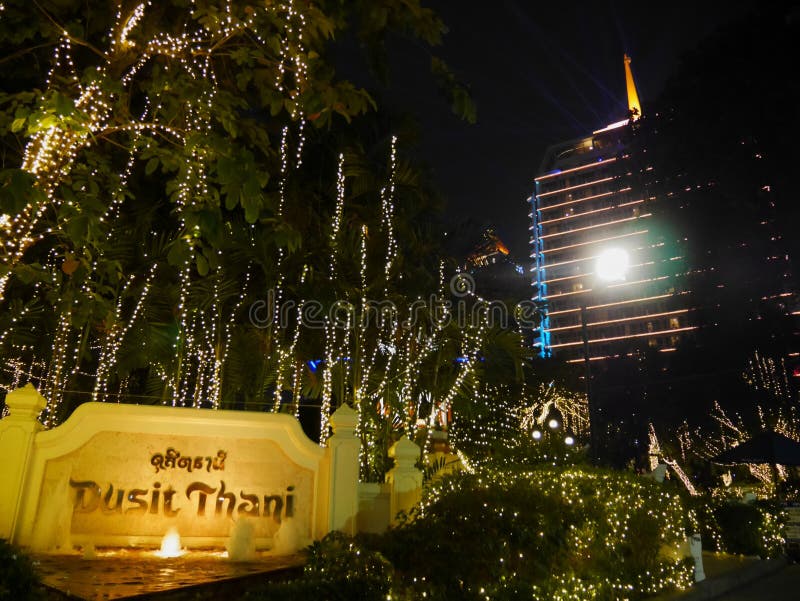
[380,0,756,259]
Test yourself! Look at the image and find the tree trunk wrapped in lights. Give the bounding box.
[0,1,506,484]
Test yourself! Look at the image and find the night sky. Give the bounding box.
[378,0,757,259]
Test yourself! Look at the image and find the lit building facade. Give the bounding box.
[530,56,694,362]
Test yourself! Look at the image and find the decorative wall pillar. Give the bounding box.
[386,436,422,524]
[325,404,360,534]
[689,534,705,582]
[0,384,47,541]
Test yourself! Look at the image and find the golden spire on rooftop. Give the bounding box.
[624,54,642,120]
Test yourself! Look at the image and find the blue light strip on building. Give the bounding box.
[531,185,551,357]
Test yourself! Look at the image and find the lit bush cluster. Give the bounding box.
[250,465,694,600]
[244,531,394,601]
[690,496,786,558]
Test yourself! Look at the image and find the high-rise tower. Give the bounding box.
[529,56,694,362]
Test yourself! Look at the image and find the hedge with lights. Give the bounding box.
[244,531,395,600]
[384,466,695,600]
[251,465,695,601]
[689,496,785,558]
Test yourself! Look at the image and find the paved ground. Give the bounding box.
[713,564,800,600]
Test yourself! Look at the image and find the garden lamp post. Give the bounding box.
[531,406,575,449]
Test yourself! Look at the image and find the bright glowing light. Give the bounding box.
[547,293,675,316]
[155,527,184,558]
[544,309,689,333]
[624,54,643,120]
[539,213,651,240]
[595,248,629,281]
[592,119,629,134]
[548,419,560,430]
[537,177,615,198]
[550,326,698,349]
[541,229,646,255]
[564,436,575,446]
[532,430,542,440]
[535,157,617,182]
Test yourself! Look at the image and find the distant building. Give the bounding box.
[530,54,799,369]
[529,56,694,362]
[466,228,529,304]
[467,228,512,268]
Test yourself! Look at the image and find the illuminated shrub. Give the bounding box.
[246,532,394,601]
[376,466,694,600]
[252,467,695,600]
[693,498,785,558]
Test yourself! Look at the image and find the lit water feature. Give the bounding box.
[154,527,185,558]
[226,518,256,561]
[35,548,304,600]
[4,354,315,601]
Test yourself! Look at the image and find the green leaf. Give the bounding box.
[196,253,209,276]
[13,263,50,285]
[236,71,252,91]
[430,56,477,124]
[0,169,40,215]
[145,157,159,175]
[216,155,235,184]
[270,95,284,116]
[241,189,263,223]
[206,249,219,271]
[167,241,188,267]
[64,214,89,244]
[198,209,223,245]
[30,113,57,132]
[224,189,240,211]
[53,92,75,117]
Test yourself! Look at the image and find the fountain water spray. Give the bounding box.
[155,527,184,558]
[226,519,256,561]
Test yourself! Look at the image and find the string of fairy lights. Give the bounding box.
[2,2,514,495]
[92,265,158,403]
[381,136,398,295]
[0,2,313,414]
[412,466,697,599]
[647,424,699,496]
[264,2,310,413]
[330,153,346,281]
[647,353,800,493]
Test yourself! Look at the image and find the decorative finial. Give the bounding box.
[624,54,642,120]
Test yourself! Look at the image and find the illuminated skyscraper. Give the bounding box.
[530,56,694,362]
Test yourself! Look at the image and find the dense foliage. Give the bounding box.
[0,0,451,417]
[249,465,695,601]
[244,532,394,601]
[0,0,525,482]
[0,539,44,601]
[692,497,786,559]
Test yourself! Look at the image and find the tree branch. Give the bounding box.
[32,0,107,60]
[0,43,58,66]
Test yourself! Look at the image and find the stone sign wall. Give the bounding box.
[0,384,423,554]
[35,431,315,550]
